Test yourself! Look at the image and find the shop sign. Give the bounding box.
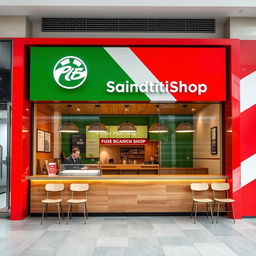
[86,125,148,158]
[100,138,148,145]
[30,47,226,102]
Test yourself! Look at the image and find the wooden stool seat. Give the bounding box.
[214,198,234,203]
[67,199,87,204]
[42,199,62,204]
[193,198,213,203]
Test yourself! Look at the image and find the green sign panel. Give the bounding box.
[30,47,148,101]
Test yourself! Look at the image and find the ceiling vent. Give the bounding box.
[41,18,215,33]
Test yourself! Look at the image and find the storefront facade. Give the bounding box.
[10,38,242,220]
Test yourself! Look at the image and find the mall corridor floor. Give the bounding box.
[0,216,256,256]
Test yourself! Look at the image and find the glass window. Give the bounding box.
[32,103,222,176]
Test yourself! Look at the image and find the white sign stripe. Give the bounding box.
[241,153,256,187]
[240,71,256,113]
[240,71,256,189]
[104,47,176,102]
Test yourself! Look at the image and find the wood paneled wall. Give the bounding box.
[144,141,159,162]
[30,180,225,213]
[35,104,55,174]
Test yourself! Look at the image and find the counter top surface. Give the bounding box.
[26,175,227,181]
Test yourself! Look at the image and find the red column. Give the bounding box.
[10,39,30,220]
[227,40,242,219]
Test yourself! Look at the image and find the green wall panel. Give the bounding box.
[159,115,193,167]
[61,114,193,167]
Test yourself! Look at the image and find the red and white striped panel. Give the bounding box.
[238,41,256,216]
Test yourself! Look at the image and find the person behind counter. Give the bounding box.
[64,147,82,165]
[63,147,85,169]
[144,156,159,164]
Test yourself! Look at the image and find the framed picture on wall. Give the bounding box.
[70,134,85,153]
[210,126,217,155]
[37,129,45,152]
[44,132,51,153]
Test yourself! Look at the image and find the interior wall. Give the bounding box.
[53,110,61,159]
[34,104,55,174]
[193,104,222,175]
[100,145,120,164]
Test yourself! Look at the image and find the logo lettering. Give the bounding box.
[53,56,87,89]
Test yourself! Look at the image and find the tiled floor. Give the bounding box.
[0,216,256,256]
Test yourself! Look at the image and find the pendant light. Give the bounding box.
[88,105,108,133]
[118,122,137,132]
[175,105,195,133]
[148,105,168,133]
[58,104,79,133]
[117,105,137,132]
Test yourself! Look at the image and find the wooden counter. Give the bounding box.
[101,164,159,175]
[27,175,226,214]
[100,164,208,175]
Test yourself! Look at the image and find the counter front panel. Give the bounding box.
[28,175,226,214]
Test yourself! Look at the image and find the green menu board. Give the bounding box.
[85,125,148,158]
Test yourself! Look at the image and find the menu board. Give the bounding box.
[85,126,148,158]
[70,134,85,153]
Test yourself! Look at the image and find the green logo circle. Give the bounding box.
[53,56,88,89]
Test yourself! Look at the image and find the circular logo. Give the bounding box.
[53,56,87,89]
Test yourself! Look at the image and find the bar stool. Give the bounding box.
[41,183,64,225]
[66,183,89,224]
[190,183,213,224]
[211,183,235,224]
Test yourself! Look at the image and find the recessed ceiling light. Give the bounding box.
[124,105,129,112]
[192,108,195,111]
[77,108,80,111]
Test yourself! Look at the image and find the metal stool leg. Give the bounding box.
[209,203,213,224]
[231,202,236,224]
[194,203,198,224]
[41,203,46,225]
[212,201,216,217]
[45,204,48,219]
[85,203,89,219]
[57,203,61,224]
[206,203,209,219]
[66,203,71,224]
[70,204,73,219]
[83,203,86,224]
[60,203,64,219]
[191,201,195,219]
[216,203,220,224]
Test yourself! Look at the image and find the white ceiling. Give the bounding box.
[0,1,256,24]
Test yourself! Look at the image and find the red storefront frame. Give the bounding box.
[10,38,240,220]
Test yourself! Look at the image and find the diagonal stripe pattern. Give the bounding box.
[104,47,176,102]
[240,71,256,188]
